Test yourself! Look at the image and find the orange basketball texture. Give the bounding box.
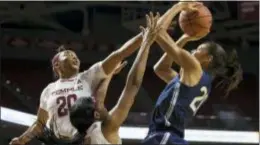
[179,4,212,36]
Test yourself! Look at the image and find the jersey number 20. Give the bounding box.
[56,94,77,117]
[189,86,208,115]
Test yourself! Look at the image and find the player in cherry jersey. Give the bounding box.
[142,2,243,145]
[68,13,160,144]
[9,29,145,145]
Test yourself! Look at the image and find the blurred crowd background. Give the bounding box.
[0,1,259,145]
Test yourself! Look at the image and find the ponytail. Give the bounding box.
[225,49,243,94]
[216,49,243,96]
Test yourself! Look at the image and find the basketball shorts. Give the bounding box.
[142,132,188,145]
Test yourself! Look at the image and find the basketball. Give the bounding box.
[179,4,212,36]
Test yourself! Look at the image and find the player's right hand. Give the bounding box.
[178,0,202,12]
[9,137,25,145]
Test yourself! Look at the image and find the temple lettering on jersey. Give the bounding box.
[51,85,83,96]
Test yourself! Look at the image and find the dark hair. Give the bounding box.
[205,42,243,96]
[69,97,96,134]
[51,45,67,79]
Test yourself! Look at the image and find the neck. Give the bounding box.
[60,71,78,79]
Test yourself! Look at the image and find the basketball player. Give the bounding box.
[68,12,160,144]
[9,25,146,145]
[142,2,243,145]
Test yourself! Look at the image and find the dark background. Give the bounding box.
[0,1,259,145]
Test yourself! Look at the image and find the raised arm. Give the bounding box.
[156,30,202,78]
[95,61,128,110]
[100,1,200,75]
[102,13,160,132]
[100,34,142,75]
[154,34,192,83]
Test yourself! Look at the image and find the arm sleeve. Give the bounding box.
[81,61,108,92]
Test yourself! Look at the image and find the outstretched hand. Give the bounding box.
[178,0,203,12]
[140,12,161,45]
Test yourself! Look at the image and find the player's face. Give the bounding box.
[57,50,80,77]
[192,43,212,66]
[61,50,80,69]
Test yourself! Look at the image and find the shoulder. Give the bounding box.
[41,81,56,96]
[80,62,106,78]
[181,68,204,87]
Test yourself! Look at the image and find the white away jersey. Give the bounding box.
[86,122,122,144]
[39,62,107,138]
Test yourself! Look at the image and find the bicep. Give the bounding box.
[154,68,178,84]
[82,62,108,91]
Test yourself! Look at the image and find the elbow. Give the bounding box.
[153,64,160,73]
[153,64,167,75]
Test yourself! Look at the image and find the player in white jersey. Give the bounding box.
[69,13,160,144]
[10,29,145,145]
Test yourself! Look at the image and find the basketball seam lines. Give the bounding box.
[187,15,195,36]
[179,15,212,25]
[194,19,213,29]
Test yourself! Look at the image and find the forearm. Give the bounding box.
[101,33,142,75]
[127,42,151,88]
[157,3,183,29]
[95,76,113,107]
[19,121,44,143]
[111,42,151,126]
[156,31,182,64]
[155,33,191,68]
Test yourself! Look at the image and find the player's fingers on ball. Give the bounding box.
[194,1,203,5]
